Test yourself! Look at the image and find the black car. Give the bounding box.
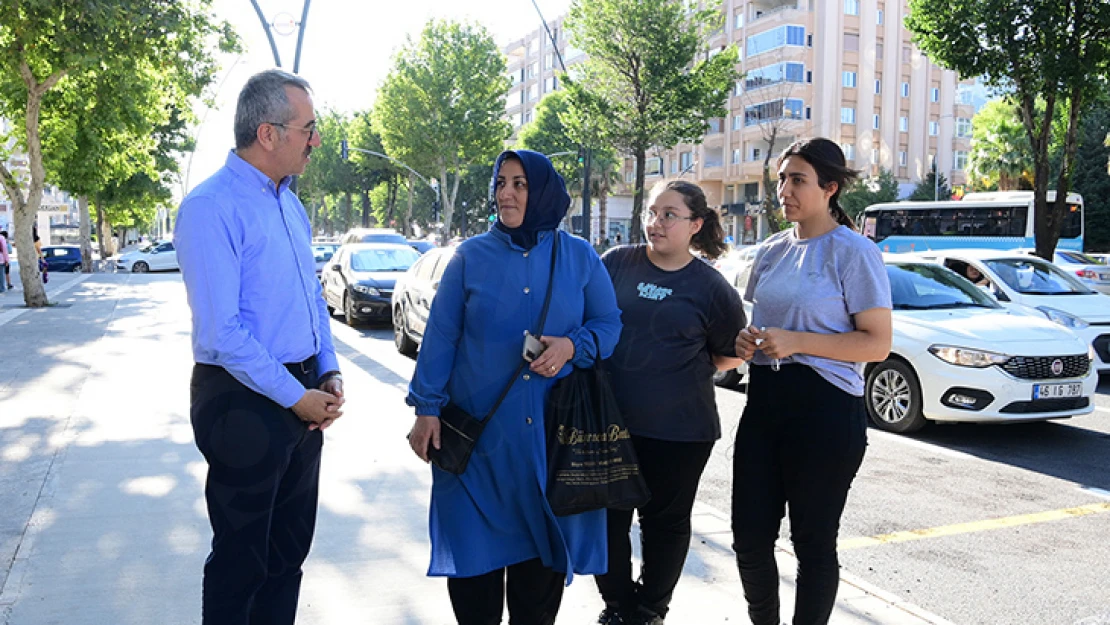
[42,245,83,272]
[322,243,421,325]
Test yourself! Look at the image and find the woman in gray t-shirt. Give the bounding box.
[732,138,892,625]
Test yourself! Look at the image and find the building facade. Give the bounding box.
[502,0,976,245]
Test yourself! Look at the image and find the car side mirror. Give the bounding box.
[330,264,341,272]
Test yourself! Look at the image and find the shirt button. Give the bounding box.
[523,252,529,258]
[526,417,533,425]
[523,287,531,294]
[523,374,531,381]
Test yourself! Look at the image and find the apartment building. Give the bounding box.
[502,0,975,244]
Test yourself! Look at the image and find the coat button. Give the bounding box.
[523,287,531,294]
[523,374,531,381]
[523,252,529,258]
[526,417,533,424]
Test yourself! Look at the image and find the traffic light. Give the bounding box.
[340,139,349,161]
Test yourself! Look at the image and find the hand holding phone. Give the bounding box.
[522,332,546,362]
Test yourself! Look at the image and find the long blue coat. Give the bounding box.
[406,227,622,581]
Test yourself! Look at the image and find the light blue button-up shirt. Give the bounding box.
[175,150,339,408]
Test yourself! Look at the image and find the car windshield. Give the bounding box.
[349,247,420,272]
[886,263,1000,310]
[983,258,1093,295]
[1057,250,1099,265]
[312,246,337,262]
[139,244,155,253]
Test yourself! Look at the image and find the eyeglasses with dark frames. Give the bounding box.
[264,121,318,137]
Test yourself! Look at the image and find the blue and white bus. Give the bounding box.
[860,191,1084,253]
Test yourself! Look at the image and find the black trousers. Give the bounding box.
[596,435,715,618]
[446,558,566,625]
[190,360,323,625]
[731,364,867,625]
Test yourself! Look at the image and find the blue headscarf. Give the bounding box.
[491,149,570,250]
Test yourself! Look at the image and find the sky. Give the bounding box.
[181,0,573,198]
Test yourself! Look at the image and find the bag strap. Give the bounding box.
[479,232,560,423]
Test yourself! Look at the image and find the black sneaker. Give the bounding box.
[597,607,627,624]
[630,609,664,625]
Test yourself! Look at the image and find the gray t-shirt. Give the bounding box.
[602,245,745,441]
[744,226,891,396]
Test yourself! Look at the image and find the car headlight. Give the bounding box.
[928,345,1010,368]
[351,284,380,296]
[1036,306,1089,330]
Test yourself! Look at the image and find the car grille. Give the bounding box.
[1093,335,1110,364]
[1000,355,1090,380]
[378,289,393,299]
[999,397,1090,414]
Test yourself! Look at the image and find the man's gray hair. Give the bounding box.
[234,70,313,150]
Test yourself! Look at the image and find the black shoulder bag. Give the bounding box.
[428,234,559,475]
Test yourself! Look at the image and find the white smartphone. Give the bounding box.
[522,332,546,362]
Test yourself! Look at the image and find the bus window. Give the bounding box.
[1061,202,1082,238]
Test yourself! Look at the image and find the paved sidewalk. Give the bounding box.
[0,275,956,624]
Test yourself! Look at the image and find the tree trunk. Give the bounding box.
[598,183,609,244]
[762,149,784,234]
[1021,92,1058,261]
[343,192,353,232]
[361,190,371,228]
[630,151,646,245]
[404,174,415,238]
[78,195,93,272]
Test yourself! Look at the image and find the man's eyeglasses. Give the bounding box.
[265,121,318,137]
[641,209,695,228]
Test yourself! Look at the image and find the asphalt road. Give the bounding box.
[341,319,1110,625]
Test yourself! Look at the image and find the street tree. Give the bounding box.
[373,19,510,243]
[0,0,235,306]
[563,0,740,244]
[1070,100,1110,251]
[906,0,1110,259]
[967,98,1035,191]
[908,165,952,202]
[840,168,899,220]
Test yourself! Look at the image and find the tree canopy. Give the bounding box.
[840,168,899,219]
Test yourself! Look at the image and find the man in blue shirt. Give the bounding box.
[175,69,343,625]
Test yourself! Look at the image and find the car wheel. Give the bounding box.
[343,294,360,327]
[132,261,149,273]
[713,367,743,389]
[393,305,418,357]
[865,359,927,433]
[71,264,82,273]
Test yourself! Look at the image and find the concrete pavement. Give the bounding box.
[0,274,956,624]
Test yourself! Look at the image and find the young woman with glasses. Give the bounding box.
[732,138,892,625]
[594,180,747,625]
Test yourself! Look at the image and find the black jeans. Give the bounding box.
[731,364,867,625]
[446,558,566,625]
[190,360,323,625]
[596,435,715,618]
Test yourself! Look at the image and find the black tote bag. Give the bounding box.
[545,365,651,516]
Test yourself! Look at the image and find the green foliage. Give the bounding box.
[968,98,1035,190]
[909,166,953,202]
[840,168,900,219]
[563,0,740,243]
[516,91,580,184]
[1072,102,1110,251]
[373,19,511,239]
[906,0,1110,256]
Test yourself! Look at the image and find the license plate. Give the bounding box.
[1099,273,1110,280]
[1033,383,1082,399]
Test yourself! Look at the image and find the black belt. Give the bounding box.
[284,355,318,378]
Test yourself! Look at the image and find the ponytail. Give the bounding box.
[829,199,857,231]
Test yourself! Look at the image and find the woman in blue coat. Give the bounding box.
[406,149,622,625]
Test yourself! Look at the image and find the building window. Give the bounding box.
[843,143,855,160]
[527,63,537,79]
[749,147,762,162]
[645,157,663,177]
[877,9,884,24]
[901,82,910,97]
[671,159,678,174]
[954,151,968,171]
[745,62,805,90]
[733,115,744,131]
[732,148,742,164]
[734,80,743,96]
[746,24,806,57]
[871,149,879,165]
[958,84,974,105]
[523,110,532,123]
[875,79,882,94]
[545,76,559,92]
[745,98,806,126]
[841,107,856,124]
[873,113,881,129]
[734,12,744,29]
[956,117,972,137]
[528,84,538,101]
[625,169,634,183]
[679,151,693,171]
[931,87,940,102]
[843,71,857,88]
[929,121,939,136]
[845,0,859,16]
[544,54,553,70]
[899,116,908,132]
[899,151,907,166]
[843,33,859,52]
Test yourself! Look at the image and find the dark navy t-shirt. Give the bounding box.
[601,245,746,442]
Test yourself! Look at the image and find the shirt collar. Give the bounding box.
[224,149,293,195]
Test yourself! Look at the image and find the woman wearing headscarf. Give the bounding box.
[406,149,623,625]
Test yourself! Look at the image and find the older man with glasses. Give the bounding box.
[174,69,343,625]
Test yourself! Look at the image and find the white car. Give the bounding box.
[916,249,1110,376]
[1087,252,1109,266]
[865,256,1097,433]
[116,240,179,273]
[1012,248,1110,295]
